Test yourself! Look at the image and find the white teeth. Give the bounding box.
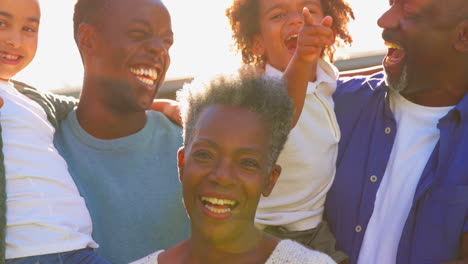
[0,52,19,60]
[286,34,298,41]
[201,196,236,206]
[384,41,403,50]
[135,76,154,85]
[130,66,158,85]
[205,204,231,214]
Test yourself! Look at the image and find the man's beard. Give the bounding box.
[385,63,408,94]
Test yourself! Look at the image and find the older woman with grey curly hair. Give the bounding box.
[131,68,336,264]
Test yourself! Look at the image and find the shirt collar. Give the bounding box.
[381,82,468,125]
[264,59,339,95]
[0,79,18,95]
[453,92,468,123]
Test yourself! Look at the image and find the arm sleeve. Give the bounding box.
[12,80,78,126]
[43,91,78,122]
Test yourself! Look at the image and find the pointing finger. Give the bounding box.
[303,7,314,26]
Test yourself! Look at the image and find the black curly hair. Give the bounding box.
[226,0,354,65]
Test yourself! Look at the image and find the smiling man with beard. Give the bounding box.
[53,0,189,263]
[324,0,468,263]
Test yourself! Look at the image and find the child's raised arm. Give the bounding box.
[283,8,334,127]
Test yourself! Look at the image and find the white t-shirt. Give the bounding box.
[255,59,340,231]
[0,81,97,259]
[357,91,454,264]
[130,239,336,264]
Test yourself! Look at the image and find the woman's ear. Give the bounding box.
[262,165,281,197]
[177,147,185,183]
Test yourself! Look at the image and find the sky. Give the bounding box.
[15,0,388,91]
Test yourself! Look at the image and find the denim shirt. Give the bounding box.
[326,73,468,263]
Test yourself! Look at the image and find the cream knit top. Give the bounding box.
[130,239,336,264]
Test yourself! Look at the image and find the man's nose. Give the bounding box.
[377,4,401,29]
[145,37,167,57]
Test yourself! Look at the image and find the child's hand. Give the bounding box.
[150,99,182,126]
[295,7,334,64]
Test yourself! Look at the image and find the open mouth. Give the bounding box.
[0,51,22,64]
[284,34,298,55]
[200,196,239,215]
[130,65,159,86]
[383,41,406,74]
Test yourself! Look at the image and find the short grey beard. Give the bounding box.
[385,63,409,94]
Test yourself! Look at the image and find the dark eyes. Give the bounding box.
[240,159,260,169]
[0,21,37,33]
[23,26,37,33]
[270,13,285,20]
[192,148,260,170]
[129,30,173,49]
[192,150,213,161]
[270,8,318,20]
[130,30,148,39]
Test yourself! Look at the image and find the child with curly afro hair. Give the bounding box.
[226,1,354,263]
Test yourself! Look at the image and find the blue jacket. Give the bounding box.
[326,73,468,263]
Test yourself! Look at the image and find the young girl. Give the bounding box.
[0,0,109,262]
[226,0,354,263]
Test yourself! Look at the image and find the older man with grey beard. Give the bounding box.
[325,0,468,263]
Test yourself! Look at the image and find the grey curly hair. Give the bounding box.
[177,67,293,169]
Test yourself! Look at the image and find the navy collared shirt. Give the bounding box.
[326,73,468,263]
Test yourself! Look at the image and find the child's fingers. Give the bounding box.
[302,7,314,26]
[320,16,333,28]
[320,16,334,46]
[300,26,333,40]
[300,17,334,47]
[300,35,329,48]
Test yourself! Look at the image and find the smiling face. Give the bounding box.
[378,0,464,95]
[82,0,173,111]
[254,0,324,72]
[0,0,39,81]
[178,105,280,243]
